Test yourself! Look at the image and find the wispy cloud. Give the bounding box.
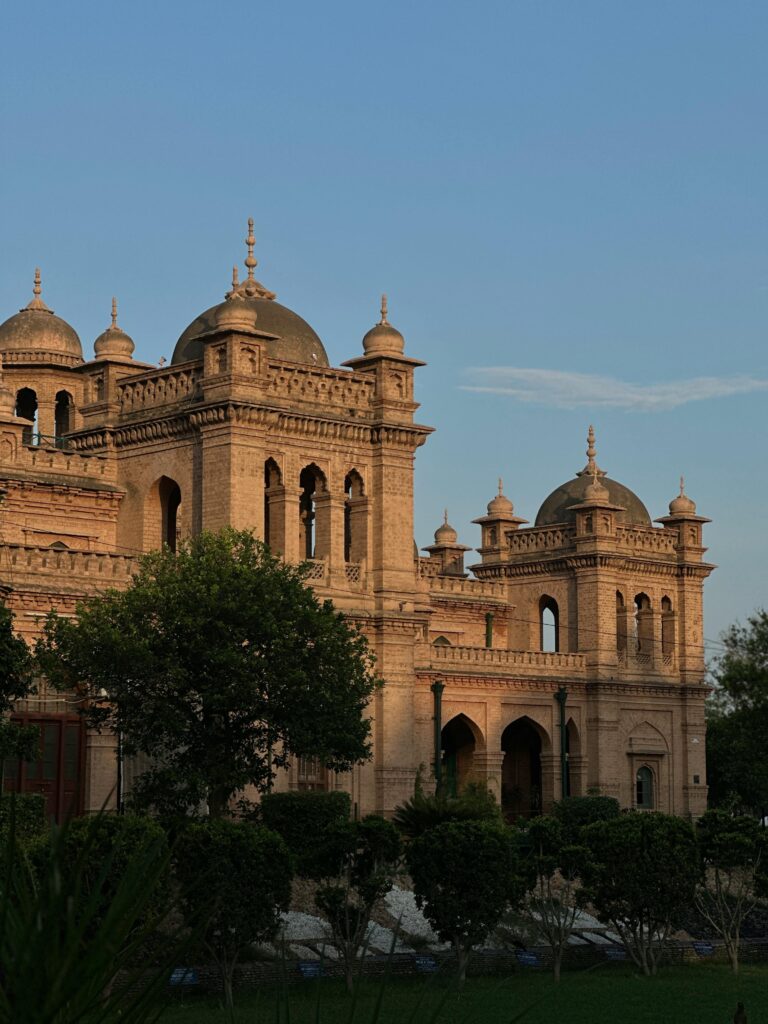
[460,368,768,412]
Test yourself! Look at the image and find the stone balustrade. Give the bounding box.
[266,361,374,412]
[118,364,202,415]
[15,445,115,481]
[1,543,138,581]
[507,526,576,554]
[614,525,677,554]
[426,643,587,675]
[428,574,508,601]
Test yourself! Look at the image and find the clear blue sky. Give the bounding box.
[2,1,766,653]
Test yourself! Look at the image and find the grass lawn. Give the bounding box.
[159,963,766,1023]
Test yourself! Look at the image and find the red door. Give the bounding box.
[3,715,85,822]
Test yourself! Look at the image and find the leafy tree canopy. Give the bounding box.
[407,820,531,983]
[580,812,700,975]
[0,603,36,763]
[36,529,379,817]
[708,610,768,815]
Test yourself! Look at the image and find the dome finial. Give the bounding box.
[679,475,685,496]
[498,477,504,496]
[380,294,389,325]
[245,217,257,281]
[578,424,605,477]
[669,475,696,515]
[443,508,449,525]
[111,297,118,329]
[25,267,51,313]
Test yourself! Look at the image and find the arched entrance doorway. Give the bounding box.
[501,718,543,820]
[441,715,478,798]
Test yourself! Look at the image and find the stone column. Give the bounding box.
[540,753,558,813]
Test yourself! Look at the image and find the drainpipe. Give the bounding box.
[431,678,445,795]
[554,687,568,800]
[484,612,494,649]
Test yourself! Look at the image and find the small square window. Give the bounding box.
[693,774,700,785]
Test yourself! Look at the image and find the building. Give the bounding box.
[0,221,713,821]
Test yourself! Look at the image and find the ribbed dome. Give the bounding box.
[94,298,135,361]
[0,270,83,367]
[362,295,405,356]
[669,477,696,515]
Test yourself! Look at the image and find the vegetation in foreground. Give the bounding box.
[157,965,768,1024]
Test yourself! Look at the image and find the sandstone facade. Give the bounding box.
[0,227,714,821]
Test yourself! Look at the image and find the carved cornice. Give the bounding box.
[415,673,588,694]
[475,551,714,581]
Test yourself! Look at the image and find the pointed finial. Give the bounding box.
[498,477,503,496]
[443,508,449,525]
[111,297,118,329]
[245,217,257,280]
[679,475,685,496]
[232,265,239,288]
[379,293,389,325]
[25,267,51,312]
[586,425,596,469]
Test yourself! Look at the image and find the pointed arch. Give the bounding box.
[299,463,328,560]
[54,390,74,441]
[264,457,284,552]
[344,469,368,564]
[145,476,183,552]
[15,388,38,444]
[441,713,483,797]
[539,595,559,653]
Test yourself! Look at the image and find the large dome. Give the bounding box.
[535,473,651,527]
[173,218,329,368]
[535,426,651,527]
[173,294,329,367]
[0,270,83,367]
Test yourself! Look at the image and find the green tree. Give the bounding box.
[407,820,531,985]
[521,816,586,982]
[313,815,402,994]
[708,611,768,816]
[174,819,292,1011]
[694,810,768,974]
[37,529,379,818]
[580,813,700,976]
[550,795,620,844]
[0,603,37,769]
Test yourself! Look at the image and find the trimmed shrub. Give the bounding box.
[551,795,620,842]
[174,820,292,1010]
[261,790,350,875]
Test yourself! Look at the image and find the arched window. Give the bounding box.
[634,593,653,654]
[539,596,559,653]
[158,477,182,552]
[344,469,366,564]
[15,388,38,444]
[661,596,675,660]
[432,635,451,647]
[636,766,654,809]
[54,390,73,443]
[616,591,627,656]
[264,458,283,552]
[299,464,327,560]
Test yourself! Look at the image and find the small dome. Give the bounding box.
[584,472,610,502]
[487,479,515,516]
[0,269,83,367]
[94,298,135,361]
[669,477,696,515]
[362,295,405,357]
[434,510,458,545]
[173,219,330,368]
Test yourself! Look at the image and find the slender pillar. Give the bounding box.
[431,679,445,794]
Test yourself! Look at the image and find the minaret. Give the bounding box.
[422,510,471,576]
